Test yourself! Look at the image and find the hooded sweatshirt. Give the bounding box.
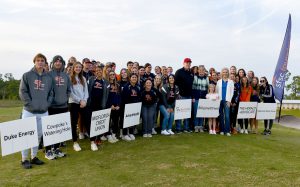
[49,56,71,108]
[19,68,53,113]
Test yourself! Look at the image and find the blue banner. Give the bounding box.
[272,14,291,102]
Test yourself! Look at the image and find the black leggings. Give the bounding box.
[69,103,95,142]
[264,120,273,130]
[238,119,248,129]
[45,107,69,152]
[230,104,238,128]
[110,109,120,135]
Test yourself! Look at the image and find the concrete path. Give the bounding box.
[277,115,300,130]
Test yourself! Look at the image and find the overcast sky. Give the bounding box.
[0,0,299,81]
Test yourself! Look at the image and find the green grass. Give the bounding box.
[0,101,300,186]
[280,109,300,118]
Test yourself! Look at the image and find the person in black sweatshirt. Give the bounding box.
[19,53,53,169]
[44,55,71,160]
[121,73,141,141]
[174,58,194,133]
[141,79,158,137]
[106,70,122,143]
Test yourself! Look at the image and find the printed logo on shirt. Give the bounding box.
[169,90,175,98]
[145,94,152,101]
[34,80,45,90]
[55,76,65,86]
[94,82,103,89]
[131,89,137,96]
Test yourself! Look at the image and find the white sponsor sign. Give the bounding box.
[0,117,38,156]
[123,102,142,128]
[256,103,277,120]
[174,99,192,120]
[90,108,111,138]
[41,112,72,147]
[237,102,258,119]
[197,99,220,118]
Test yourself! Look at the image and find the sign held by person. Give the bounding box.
[237,102,258,119]
[197,99,220,118]
[90,108,111,138]
[123,102,142,128]
[256,103,277,120]
[41,112,72,147]
[0,117,38,156]
[174,99,192,120]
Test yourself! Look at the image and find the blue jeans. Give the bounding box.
[193,99,204,128]
[175,96,191,131]
[159,105,174,130]
[142,104,156,134]
[219,100,230,133]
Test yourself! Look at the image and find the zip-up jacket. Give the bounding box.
[87,76,109,109]
[260,84,275,103]
[161,84,179,109]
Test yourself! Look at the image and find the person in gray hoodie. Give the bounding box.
[44,55,71,160]
[19,53,53,169]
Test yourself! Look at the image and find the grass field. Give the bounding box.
[0,100,300,186]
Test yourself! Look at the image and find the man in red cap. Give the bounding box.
[174,58,194,133]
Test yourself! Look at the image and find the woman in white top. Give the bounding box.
[206,84,219,135]
[69,62,97,151]
[216,68,234,136]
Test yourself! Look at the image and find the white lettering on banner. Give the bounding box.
[41,112,72,147]
[123,102,142,128]
[256,103,277,120]
[196,99,220,118]
[0,117,38,157]
[237,102,258,119]
[174,99,192,120]
[90,108,111,138]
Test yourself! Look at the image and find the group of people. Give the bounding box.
[18,53,276,169]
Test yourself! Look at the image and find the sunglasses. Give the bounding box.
[260,80,265,83]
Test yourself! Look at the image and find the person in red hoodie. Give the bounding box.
[238,76,253,134]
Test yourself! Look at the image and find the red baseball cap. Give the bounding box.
[183,58,192,63]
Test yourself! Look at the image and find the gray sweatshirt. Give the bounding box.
[49,69,71,108]
[69,76,89,104]
[19,68,53,114]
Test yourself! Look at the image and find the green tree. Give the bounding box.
[286,75,300,99]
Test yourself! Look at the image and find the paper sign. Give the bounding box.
[174,99,192,120]
[256,103,277,120]
[123,102,142,128]
[237,102,258,119]
[90,108,111,138]
[0,117,38,156]
[41,112,72,147]
[197,99,220,118]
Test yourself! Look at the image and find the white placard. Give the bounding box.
[0,117,38,156]
[174,99,192,120]
[90,108,111,138]
[41,112,72,147]
[256,103,277,120]
[237,102,258,119]
[197,99,220,118]
[123,102,142,128]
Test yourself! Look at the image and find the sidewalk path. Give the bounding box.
[277,115,300,130]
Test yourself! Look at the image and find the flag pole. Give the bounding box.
[278,89,284,123]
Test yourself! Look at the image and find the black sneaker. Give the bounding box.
[262,129,267,135]
[175,130,182,134]
[31,157,44,165]
[21,160,32,169]
[54,148,66,158]
[267,130,271,135]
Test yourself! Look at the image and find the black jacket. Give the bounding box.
[174,67,193,97]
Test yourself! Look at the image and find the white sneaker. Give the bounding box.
[226,133,231,136]
[147,134,152,138]
[220,132,224,135]
[240,129,244,134]
[73,142,81,152]
[79,133,84,140]
[143,134,148,138]
[209,130,213,134]
[212,130,216,135]
[167,129,175,135]
[100,136,107,141]
[199,127,204,133]
[129,134,135,140]
[152,128,157,135]
[91,142,98,151]
[194,126,199,133]
[161,130,170,135]
[107,135,116,143]
[244,129,248,134]
[122,135,131,141]
[112,134,119,142]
